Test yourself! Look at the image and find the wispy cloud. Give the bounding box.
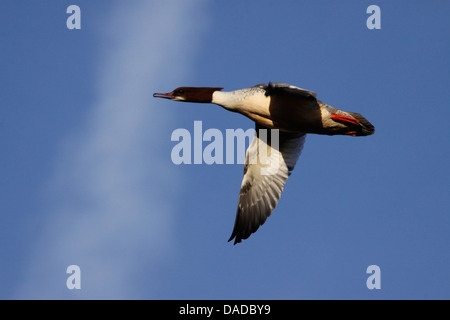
[15,0,208,299]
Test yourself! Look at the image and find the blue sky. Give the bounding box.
[0,0,448,299]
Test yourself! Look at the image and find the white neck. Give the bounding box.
[212,87,272,127]
[212,91,236,110]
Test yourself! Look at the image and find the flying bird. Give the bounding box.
[153,82,374,244]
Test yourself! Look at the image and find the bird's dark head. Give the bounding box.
[153,87,224,103]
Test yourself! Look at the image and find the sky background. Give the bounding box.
[0,0,448,299]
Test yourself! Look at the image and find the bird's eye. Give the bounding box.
[178,89,184,94]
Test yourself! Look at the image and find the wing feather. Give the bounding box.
[228,124,306,244]
[264,82,317,99]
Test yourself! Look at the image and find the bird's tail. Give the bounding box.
[343,112,375,136]
[318,100,375,136]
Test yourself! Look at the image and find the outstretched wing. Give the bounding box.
[228,124,306,244]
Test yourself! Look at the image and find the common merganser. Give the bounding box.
[153,82,374,244]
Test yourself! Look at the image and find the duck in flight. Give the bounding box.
[153,82,374,244]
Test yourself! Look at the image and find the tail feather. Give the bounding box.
[318,100,375,136]
[345,112,375,136]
